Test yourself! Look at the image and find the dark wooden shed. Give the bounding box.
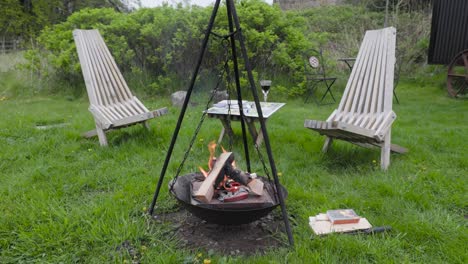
[428,0,468,65]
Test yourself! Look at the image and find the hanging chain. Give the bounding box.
[253,141,271,180]
[223,39,234,152]
[169,37,231,192]
[168,32,273,190]
[255,141,277,204]
[223,33,271,180]
[253,43,275,181]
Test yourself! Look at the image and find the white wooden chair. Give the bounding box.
[304,27,407,170]
[73,29,167,146]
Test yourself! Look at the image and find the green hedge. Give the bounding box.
[28,1,311,96]
[25,1,431,97]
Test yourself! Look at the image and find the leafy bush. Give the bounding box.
[23,2,432,97]
[390,11,431,77]
[298,5,384,63]
[27,1,312,96]
[295,4,431,86]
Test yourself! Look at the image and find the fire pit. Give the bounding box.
[169,173,287,225]
[167,144,288,225]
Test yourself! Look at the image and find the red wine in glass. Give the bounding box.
[260,80,271,102]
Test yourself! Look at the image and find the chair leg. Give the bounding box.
[380,131,391,170]
[322,136,333,152]
[328,79,336,102]
[320,79,336,103]
[95,123,108,146]
[143,121,150,130]
[304,89,313,103]
[304,82,318,104]
[393,90,400,104]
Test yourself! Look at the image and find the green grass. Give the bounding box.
[0,73,466,263]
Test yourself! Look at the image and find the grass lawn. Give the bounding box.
[0,75,466,263]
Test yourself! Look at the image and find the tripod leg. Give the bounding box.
[149,0,222,215]
[225,0,251,172]
[226,0,294,247]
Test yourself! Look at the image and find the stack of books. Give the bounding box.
[309,209,372,235]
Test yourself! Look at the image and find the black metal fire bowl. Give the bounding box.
[169,173,287,225]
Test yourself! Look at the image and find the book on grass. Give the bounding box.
[309,216,372,235]
[326,209,360,224]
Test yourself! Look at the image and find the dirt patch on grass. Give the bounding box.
[155,209,288,255]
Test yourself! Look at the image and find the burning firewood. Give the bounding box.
[220,159,264,196]
[193,151,264,203]
[193,152,233,203]
[245,174,264,196]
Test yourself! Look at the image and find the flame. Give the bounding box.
[220,145,236,168]
[220,176,228,189]
[199,166,208,177]
[208,141,217,170]
[198,141,237,189]
[199,141,217,177]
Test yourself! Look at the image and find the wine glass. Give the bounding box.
[260,80,271,102]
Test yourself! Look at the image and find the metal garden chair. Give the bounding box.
[303,49,337,105]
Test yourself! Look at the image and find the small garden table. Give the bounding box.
[338,57,356,71]
[206,100,285,146]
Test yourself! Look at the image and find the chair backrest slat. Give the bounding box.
[339,30,373,113]
[369,31,384,116]
[383,28,396,112]
[375,30,388,114]
[130,97,149,113]
[86,32,111,106]
[350,31,377,114]
[73,29,134,107]
[336,27,396,124]
[361,30,382,114]
[91,31,132,101]
[88,32,116,105]
[74,30,100,105]
[91,30,130,104]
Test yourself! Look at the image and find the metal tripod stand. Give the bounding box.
[148,0,294,247]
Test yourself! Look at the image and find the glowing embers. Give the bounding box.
[194,141,263,204]
[169,173,286,225]
[169,143,286,225]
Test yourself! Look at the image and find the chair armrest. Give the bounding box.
[374,111,396,141]
[89,105,113,130]
[151,107,168,117]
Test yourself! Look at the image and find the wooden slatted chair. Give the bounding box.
[304,27,407,170]
[73,29,168,146]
